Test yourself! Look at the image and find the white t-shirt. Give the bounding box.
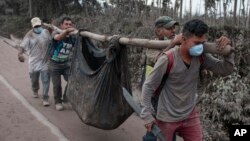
[20,29,51,72]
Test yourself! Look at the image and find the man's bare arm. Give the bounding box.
[204,36,234,55]
[54,28,75,41]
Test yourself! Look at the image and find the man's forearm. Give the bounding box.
[223,52,235,66]
[54,30,68,41]
[203,42,234,55]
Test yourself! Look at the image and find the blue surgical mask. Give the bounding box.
[188,44,204,56]
[33,27,43,34]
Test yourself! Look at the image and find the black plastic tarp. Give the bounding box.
[66,36,133,130]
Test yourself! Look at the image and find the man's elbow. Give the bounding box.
[54,36,61,41]
[222,64,235,76]
[17,47,24,54]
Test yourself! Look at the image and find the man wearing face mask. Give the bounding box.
[140,19,234,141]
[17,17,51,106]
[48,17,76,111]
[144,16,179,79]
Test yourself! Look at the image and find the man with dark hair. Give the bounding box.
[48,17,76,111]
[140,19,234,141]
[18,17,51,107]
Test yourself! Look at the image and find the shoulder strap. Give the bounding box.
[152,51,174,96]
[166,51,174,75]
[199,54,204,64]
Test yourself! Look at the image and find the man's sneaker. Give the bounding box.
[55,103,64,111]
[42,100,50,107]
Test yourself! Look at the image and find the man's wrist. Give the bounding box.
[18,53,23,56]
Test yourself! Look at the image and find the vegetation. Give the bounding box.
[0,0,249,140]
[199,26,250,140]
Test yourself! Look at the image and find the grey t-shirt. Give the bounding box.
[140,46,234,123]
[20,29,51,72]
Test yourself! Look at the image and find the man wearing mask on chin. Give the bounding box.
[18,17,51,106]
[140,19,234,141]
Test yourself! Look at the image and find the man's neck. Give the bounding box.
[179,45,192,64]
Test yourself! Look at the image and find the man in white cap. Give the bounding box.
[17,17,51,106]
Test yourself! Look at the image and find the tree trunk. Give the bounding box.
[179,0,183,22]
[247,0,250,28]
[223,0,227,25]
[189,0,192,19]
[29,0,32,17]
[219,0,222,20]
[173,0,179,20]
[162,0,167,15]
[74,0,82,10]
[241,0,246,26]
[233,0,237,26]
[239,0,242,26]
[204,0,208,22]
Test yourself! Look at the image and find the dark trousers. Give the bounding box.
[48,60,70,104]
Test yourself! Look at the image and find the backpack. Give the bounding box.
[151,51,204,114]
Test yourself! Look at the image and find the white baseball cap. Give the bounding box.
[31,17,42,27]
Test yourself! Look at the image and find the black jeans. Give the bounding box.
[48,60,70,104]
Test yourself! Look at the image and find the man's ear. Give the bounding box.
[155,28,161,36]
[155,27,164,39]
[182,36,186,41]
[59,23,64,28]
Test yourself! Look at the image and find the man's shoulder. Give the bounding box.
[158,47,179,64]
[41,29,52,39]
[24,29,34,38]
[43,29,50,34]
[51,30,60,37]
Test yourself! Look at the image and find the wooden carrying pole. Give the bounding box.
[43,23,234,56]
[79,31,171,49]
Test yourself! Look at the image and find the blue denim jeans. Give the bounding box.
[48,60,70,104]
[29,70,50,100]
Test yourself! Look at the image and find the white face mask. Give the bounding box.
[188,44,204,56]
